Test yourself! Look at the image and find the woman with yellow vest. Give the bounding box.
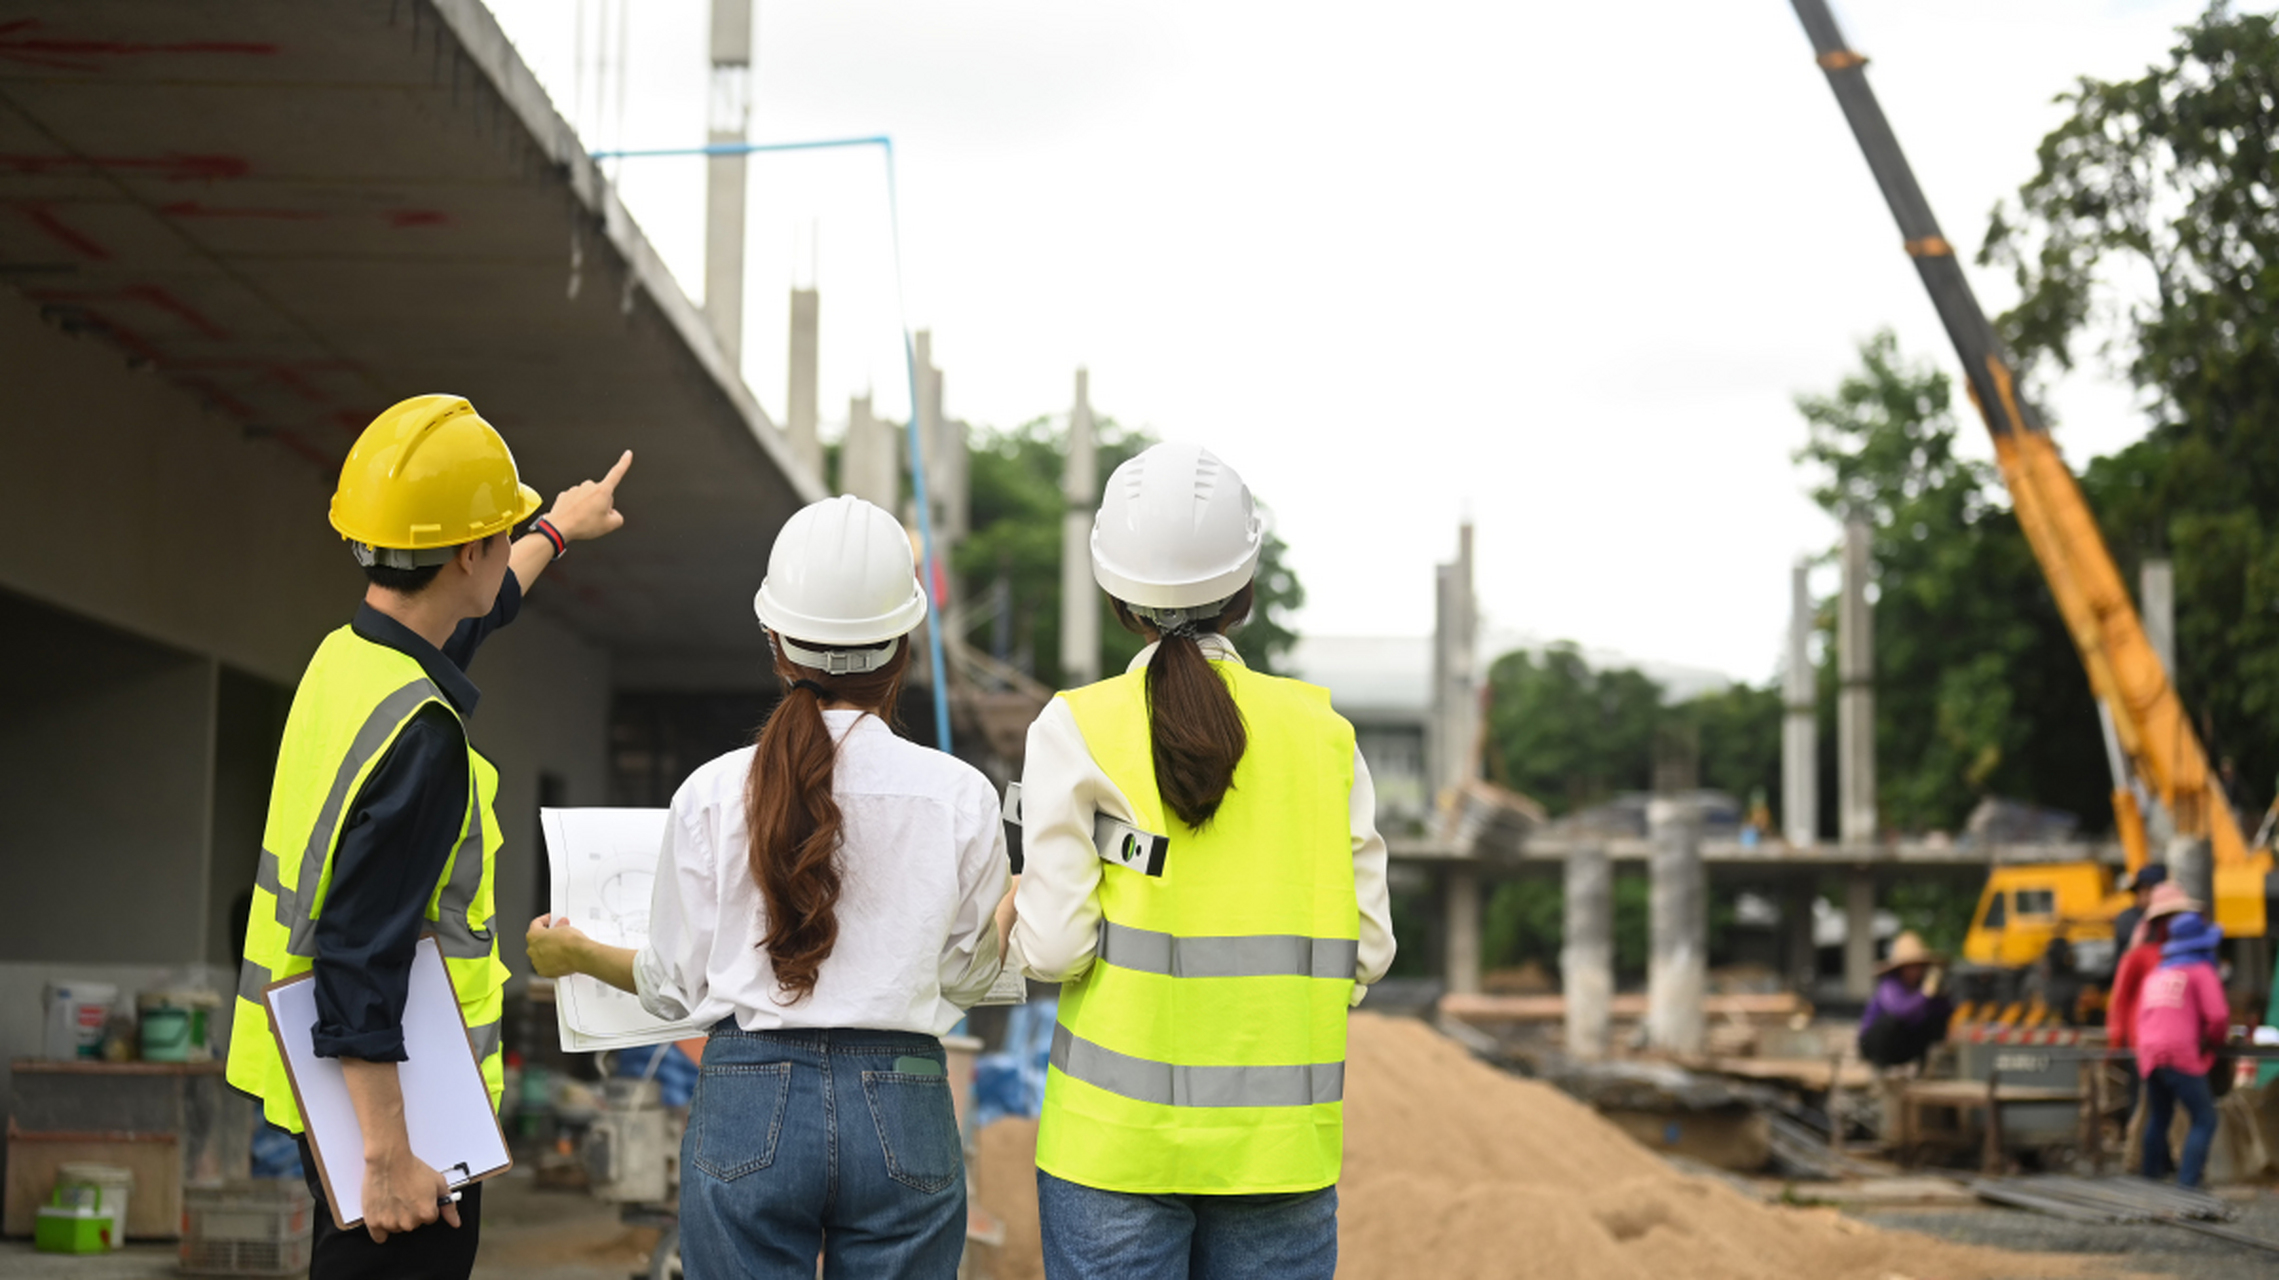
[527,495,1016,1279]
[226,395,630,1278]
[1014,442,1395,1280]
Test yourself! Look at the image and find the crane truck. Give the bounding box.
[1787,0,2276,1012]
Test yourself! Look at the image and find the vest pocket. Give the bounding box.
[691,1062,792,1182]
[860,1071,961,1193]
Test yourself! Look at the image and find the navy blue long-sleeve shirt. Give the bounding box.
[309,573,521,1061]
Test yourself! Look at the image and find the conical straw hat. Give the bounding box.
[1875,930,1940,974]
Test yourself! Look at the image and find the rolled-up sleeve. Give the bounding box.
[1012,698,1126,982]
[937,781,1011,1007]
[634,790,716,1023]
[1351,749,1396,1006]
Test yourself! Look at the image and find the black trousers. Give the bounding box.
[298,1137,483,1280]
[1858,1016,1941,1069]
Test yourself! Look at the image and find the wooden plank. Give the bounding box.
[1442,991,1804,1023]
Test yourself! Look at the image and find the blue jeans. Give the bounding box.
[2140,1064,2218,1188]
[680,1025,966,1280]
[1037,1170,1336,1280]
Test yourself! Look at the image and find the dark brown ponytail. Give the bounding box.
[745,636,911,1002]
[1113,585,1253,829]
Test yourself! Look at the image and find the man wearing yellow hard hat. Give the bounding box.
[225,395,631,1277]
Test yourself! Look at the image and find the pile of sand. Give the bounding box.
[974,1012,2095,1280]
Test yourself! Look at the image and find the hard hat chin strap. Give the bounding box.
[350,541,459,570]
[773,632,902,676]
[1128,596,1234,640]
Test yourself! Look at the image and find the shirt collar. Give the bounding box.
[352,602,482,716]
[1125,632,1245,674]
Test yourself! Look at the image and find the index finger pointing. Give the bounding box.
[599,449,633,491]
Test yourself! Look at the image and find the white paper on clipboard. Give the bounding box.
[263,937,511,1229]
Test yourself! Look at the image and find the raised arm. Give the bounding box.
[512,450,634,595]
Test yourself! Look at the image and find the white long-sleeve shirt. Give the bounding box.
[1011,636,1396,1005]
[633,709,1009,1035]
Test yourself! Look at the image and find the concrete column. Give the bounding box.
[1843,867,1876,999]
[1563,844,1613,1060]
[838,393,896,512]
[1838,520,1876,844]
[704,0,753,364]
[1442,865,1482,997]
[1646,797,1706,1055]
[2141,558,2175,679]
[2137,558,2180,851]
[1431,523,1479,804]
[1060,368,1100,686]
[784,287,822,480]
[2167,834,2213,918]
[1783,559,1818,847]
[1784,879,1819,995]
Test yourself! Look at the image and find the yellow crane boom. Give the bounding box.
[1787,1,2261,934]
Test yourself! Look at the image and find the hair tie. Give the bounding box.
[790,678,831,698]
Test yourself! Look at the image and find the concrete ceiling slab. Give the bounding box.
[0,0,824,670]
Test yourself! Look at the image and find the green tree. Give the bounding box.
[1984,1,2279,809]
[1794,332,2109,834]
[953,418,1304,688]
[1483,644,1661,816]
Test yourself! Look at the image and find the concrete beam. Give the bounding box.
[1563,843,1613,1060]
[1646,797,1706,1055]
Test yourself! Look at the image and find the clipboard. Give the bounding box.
[261,936,513,1230]
[1002,781,1170,877]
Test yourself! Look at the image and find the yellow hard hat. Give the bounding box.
[330,395,542,566]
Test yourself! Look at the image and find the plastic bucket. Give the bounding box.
[55,1164,131,1247]
[43,983,118,1060]
[140,1005,191,1062]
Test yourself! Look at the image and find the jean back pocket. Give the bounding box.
[861,1070,961,1193]
[691,1061,792,1182]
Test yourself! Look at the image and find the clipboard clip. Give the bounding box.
[441,1161,472,1186]
[1002,782,1170,878]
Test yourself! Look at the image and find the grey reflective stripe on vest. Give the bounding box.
[283,679,443,957]
[1049,1023,1344,1108]
[467,1019,502,1063]
[1098,921,1359,981]
[430,797,493,960]
[236,958,273,1006]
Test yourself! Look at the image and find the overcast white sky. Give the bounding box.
[482,0,2215,685]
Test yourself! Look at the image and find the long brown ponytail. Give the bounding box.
[1112,584,1253,829]
[745,636,911,1002]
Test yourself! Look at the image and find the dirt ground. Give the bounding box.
[972,1012,2110,1280]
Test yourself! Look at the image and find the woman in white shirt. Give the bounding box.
[528,496,1012,1279]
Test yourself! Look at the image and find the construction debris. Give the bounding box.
[1971,1175,2279,1256]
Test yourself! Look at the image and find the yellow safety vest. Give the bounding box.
[225,627,509,1133]
[1034,660,1358,1195]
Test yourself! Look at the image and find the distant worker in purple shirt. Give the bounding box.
[1858,932,1954,1069]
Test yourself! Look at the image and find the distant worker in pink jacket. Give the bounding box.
[2133,912,2228,1187]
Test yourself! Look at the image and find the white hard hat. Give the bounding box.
[1091,442,1265,610]
[754,495,928,673]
